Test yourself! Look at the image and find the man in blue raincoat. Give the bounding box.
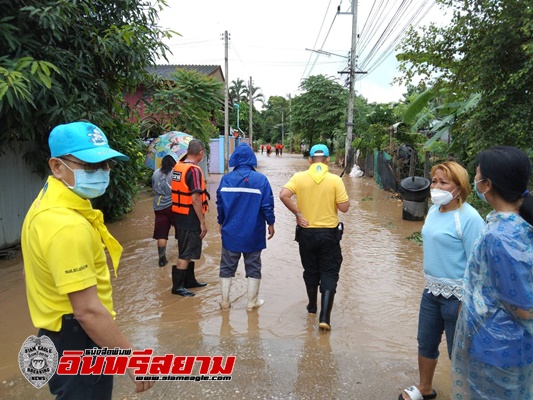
[216,143,275,311]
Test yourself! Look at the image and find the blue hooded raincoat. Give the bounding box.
[216,143,275,253]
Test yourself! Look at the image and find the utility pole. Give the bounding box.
[308,3,362,166]
[281,110,285,149]
[223,30,229,173]
[288,94,292,153]
[342,1,358,172]
[249,76,253,148]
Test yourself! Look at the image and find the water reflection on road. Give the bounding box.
[0,153,451,399]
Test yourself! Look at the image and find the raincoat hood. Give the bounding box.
[229,143,257,168]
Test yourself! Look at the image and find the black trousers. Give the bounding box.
[298,228,342,292]
[39,315,113,400]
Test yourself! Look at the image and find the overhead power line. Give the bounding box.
[301,0,337,81]
[301,0,437,90]
[357,0,435,80]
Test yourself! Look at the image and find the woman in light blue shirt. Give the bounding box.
[400,161,484,400]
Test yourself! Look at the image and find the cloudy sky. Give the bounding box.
[156,0,448,105]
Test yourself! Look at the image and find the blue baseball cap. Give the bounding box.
[310,144,329,157]
[49,122,129,162]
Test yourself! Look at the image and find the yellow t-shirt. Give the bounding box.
[21,177,115,332]
[283,163,349,228]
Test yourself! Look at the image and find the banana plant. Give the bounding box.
[403,87,481,150]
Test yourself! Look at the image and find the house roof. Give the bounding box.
[146,65,225,83]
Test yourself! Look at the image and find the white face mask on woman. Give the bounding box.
[430,187,458,206]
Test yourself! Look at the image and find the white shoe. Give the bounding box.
[246,278,264,311]
[220,277,232,310]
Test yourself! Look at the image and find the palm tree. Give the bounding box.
[229,78,247,103]
[243,84,265,109]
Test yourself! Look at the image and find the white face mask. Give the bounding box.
[430,188,458,206]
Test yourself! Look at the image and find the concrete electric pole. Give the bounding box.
[344,1,358,172]
[281,110,285,149]
[223,30,230,173]
[307,2,363,168]
[288,94,292,153]
[249,76,253,148]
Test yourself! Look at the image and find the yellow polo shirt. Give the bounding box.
[283,163,349,228]
[21,177,115,332]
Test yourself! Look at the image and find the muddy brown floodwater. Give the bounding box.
[0,153,451,399]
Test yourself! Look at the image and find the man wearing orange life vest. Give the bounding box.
[170,139,209,297]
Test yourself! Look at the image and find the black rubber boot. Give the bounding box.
[184,261,207,288]
[305,284,318,313]
[318,290,335,330]
[158,246,167,267]
[171,265,195,297]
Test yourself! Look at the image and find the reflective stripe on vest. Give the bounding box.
[171,162,209,215]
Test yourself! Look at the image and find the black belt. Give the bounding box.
[40,328,61,339]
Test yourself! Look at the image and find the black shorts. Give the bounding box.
[175,228,202,260]
[153,207,174,240]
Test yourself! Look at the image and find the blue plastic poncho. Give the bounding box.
[451,211,533,399]
[216,143,275,253]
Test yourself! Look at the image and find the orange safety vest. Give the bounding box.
[171,162,209,215]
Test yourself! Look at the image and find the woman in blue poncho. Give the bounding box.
[451,146,533,399]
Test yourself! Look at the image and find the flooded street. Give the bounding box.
[0,153,451,399]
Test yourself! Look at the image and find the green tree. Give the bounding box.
[359,103,396,151]
[144,68,224,145]
[291,75,348,151]
[0,0,173,220]
[366,104,396,127]
[230,101,266,143]
[243,83,265,109]
[396,0,533,160]
[351,96,372,138]
[262,96,289,143]
[230,78,265,109]
[91,106,147,221]
[229,78,247,102]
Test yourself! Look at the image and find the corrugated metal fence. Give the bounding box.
[0,144,46,250]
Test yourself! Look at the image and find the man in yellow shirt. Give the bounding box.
[21,121,154,398]
[280,144,350,331]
